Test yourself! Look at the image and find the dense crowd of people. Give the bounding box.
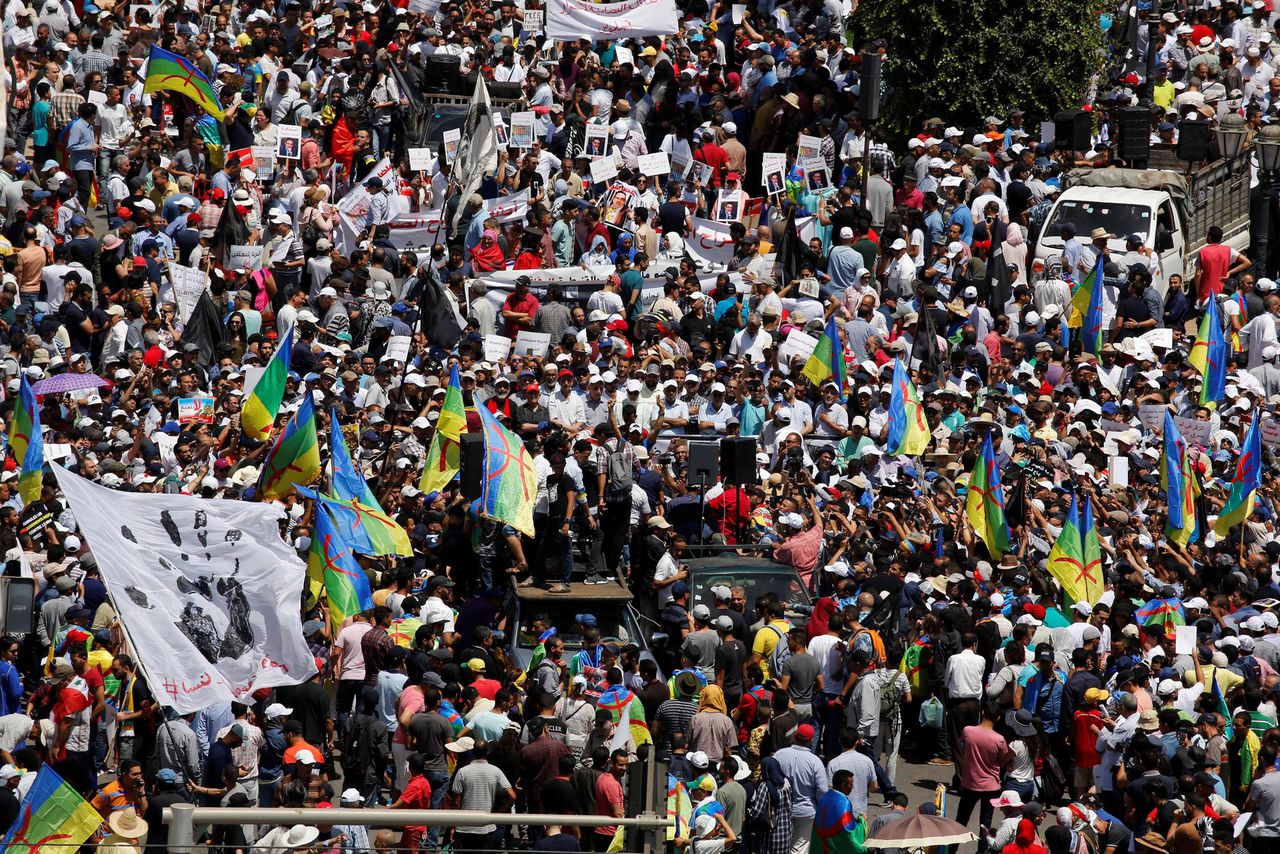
[4,0,1280,853]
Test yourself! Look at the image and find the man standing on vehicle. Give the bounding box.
[1195,224,1252,301]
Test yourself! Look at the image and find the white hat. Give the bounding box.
[1183,597,1209,610]
[265,702,293,719]
[890,238,907,251]
[1016,613,1042,627]
[838,227,853,239]
[281,826,321,849]
[1157,678,1181,696]
[1074,601,1092,616]
[989,592,1005,608]
[688,750,710,768]
[711,382,726,393]
[779,512,805,529]
[991,790,1025,809]
[341,788,363,804]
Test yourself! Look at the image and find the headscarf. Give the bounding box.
[761,755,787,808]
[1006,222,1026,247]
[697,684,728,716]
[806,596,838,640]
[659,232,684,260]
[612,232,637,265]
[1006,818,1047,854]
[469,228,505,273]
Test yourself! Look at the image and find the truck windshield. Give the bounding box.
[1042,200,1151,241]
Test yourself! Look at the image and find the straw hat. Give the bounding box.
[108,808,149,840]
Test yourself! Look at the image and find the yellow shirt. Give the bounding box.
[752,619,792,680]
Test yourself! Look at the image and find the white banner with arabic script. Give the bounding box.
[546,0,679,41]
[53,467,315,713]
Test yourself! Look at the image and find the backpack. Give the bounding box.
[766,623,791,678]
[878,669,905,718]
[854,628,887,669]
[1238,655,1262,684]
[863,591,904,666]
[604,438,634,502]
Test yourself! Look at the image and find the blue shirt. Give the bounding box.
[65,118,96,171]
[948,205,974,245]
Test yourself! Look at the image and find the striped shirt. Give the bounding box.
[49,90,85,133]
[653,697,697,753]
[73,50,114,82]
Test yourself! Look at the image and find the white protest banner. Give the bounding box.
[514,331,552,357]
[335,157,401,217]
[167,262,207,322]
[87,90,108,107]
[797,215,819,244]
[483,189,531,225]
[614,45,634,67]
[442,129,462,164]
[1110,456,1129,488]
[478,263,684,317]
[1263,417,1280,446]
[336,209,442,254]
[686,217,737,269]
[732,3,745,22]
[1175,625,1197,656]
[509,112,536,149]
[484,335,513,363]
[1138,404,1166,431]
[276,124,302,160]
[228,246,261,272]
[44,444,73,464]
[779,330,819,363]
[523,8,543,32]
[797,134,822,160]
[53,468,314,713]
[1174,415,1212,448]
[385,336,412,363]
[407,0,441,13]
[1140,327,1173,350]
[590,156,619,185]
[251,145,276,178]
[583,122,610,159]
[637,151,670,176]
[407,147,434,171]
[546,0,679,41]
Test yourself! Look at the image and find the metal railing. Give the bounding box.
[163,803,673,854]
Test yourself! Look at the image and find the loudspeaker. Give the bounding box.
[1054,110,1091,153]
[1118,106,1151,162]
[858,52,882,123]
[687,441,720,489]
[0,578,34,635]
[488,80,524,101]
[1177,118,1212,162]
[424,55,462,93]
[459,433,486,500]
[719,436,756,486]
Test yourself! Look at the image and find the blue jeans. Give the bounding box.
[535,525,573,585]
[1003,777,1034,803]
[856,740,896,796]
[426,769,449,847]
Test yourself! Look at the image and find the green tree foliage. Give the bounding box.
[850,0,1104,137]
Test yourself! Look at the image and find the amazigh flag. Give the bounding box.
[258,393,320,500]
[597,683,651,746]
[1046,492,1104,606]
[0,764,103,853]
[1137,595,1186,639]
[1161,411,1200,547]
[666,774,692,841]
[295,486,412,556]
[1213,676,1236,740]
[964,432,1011,557]
[474,402,538,537]
[1189,295,1228,407]
[143,44,225,120]
[308,503,374,632]
[241,324,294,442]
[7,373,42,504]
[527,627,557,674]
[1081,253,1106,355]
[887,358,929,456]
[801,315,848,400]
[1069,252,1101,329]
[389,617,423,648]
[329,406,380,510]
[1214,410,1263,535]
[419,365,466,495]
[811,788,865,854]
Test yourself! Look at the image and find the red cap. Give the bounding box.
[1025,603,1047,620]
[525,383,540,396]
[558,369,574,379]
[132,256,147,268]
[726,171,741,181]
[187,212,202,224]
[210,187,226,200]
[796,723,815,741]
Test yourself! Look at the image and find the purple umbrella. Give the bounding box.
[30,373,110,396]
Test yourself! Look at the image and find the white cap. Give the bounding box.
[989,592,1005,608]
[1183,597,1209,610]
[711,382,727,393]
[264,703,293,719]
[1074,601,1092,616]
[1157,678,1180,696]
[838,227,853,239]
[890,238,907,250]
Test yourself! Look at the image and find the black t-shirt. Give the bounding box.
[63,300,92,353]
[65,236,98,269]
[19,503,54,548]
[1114,296,1151,341]
[714,639,748,693]
[657,200,688,235]
[546,472,576,520]
[714,607,749,644]
[533,830,581,851]
[275,680,330,748]
[1006,181,1034,221]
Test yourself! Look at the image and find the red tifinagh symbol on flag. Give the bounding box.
[6,803,78,851]
[320,534,361,580]
[262,460,305,494]
[486,430,534,499]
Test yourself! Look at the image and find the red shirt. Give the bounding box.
[594,770,624,836]
[471,676,503,700]
[1198,243,1234,300]
[1072,709,1103,768]
[502,292,540,337]
[400,774,433,831]
[694,143,730,187]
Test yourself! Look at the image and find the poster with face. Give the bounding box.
[276,123,302,160]
[766,169,785,196]
[714,190,742,224]
[584,122,609,159]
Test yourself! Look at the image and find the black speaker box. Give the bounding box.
[719,436,756,486]
[1118,106,1151,162]
[460,433,485,499]
[687,441,720,488]
[424,55,462,93]
[858,52,882,123]
[1177,119,1212,162]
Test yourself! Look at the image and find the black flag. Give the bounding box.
[913,301,943,379]
[211,199,250,267]
[1004,470,1027,529]
[183,291,226,372]
[774,207,802,288]
[419,276,463,350]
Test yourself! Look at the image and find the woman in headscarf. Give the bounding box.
[658,231,685,263]
[1003,222,1029,286]
[1002,819,1048,854]
[688,685,736,758]
[611,232,638,265]
[469,228,506,274]
[582,234,612,267]
[747,756,792,854]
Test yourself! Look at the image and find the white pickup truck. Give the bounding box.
[1032,152,1250,297]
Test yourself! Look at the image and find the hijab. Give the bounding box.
[469,228,505,273]
[761,755,787,808]
[697,684,728,716]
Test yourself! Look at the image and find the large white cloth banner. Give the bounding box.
[546,0,679,41]
[685,217,738,269]
[54,468,315,713]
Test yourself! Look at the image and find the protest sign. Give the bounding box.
[637,152,671,176]
[228,246,261,272]
[590,157,620,185]
[546,0,679,41]
[407,148,434,171]
[514,331,552,357]
[178,397,216,424]
[484,335,513,363]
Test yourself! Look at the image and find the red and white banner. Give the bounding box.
[685,217,737,269]
[546,0,679,41]
[482,189,531,225]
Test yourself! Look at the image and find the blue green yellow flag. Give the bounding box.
[308,503,374,632]
[296,485,412,556]
[259,394,320,500]
[420,364,466,494]
[1046,492,1104,606]
[1,765,103,852]
[887,358,929,456]
[964,433,1011,557]
[8,374,42,503]
[1214,410,1262,535]
[801,316,847,400]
